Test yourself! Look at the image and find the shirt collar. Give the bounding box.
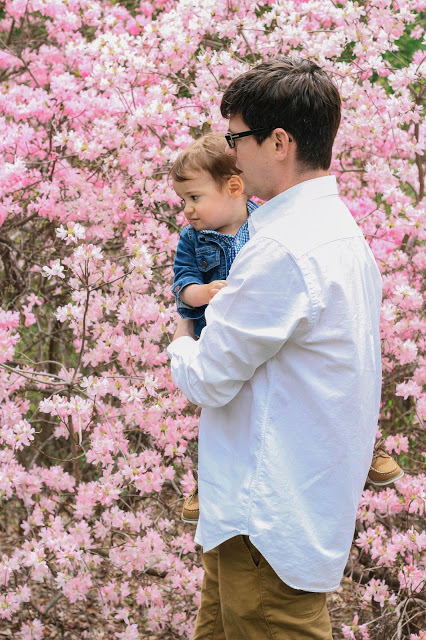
[248,175,338,237]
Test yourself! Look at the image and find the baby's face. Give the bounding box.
[173,170,243,234]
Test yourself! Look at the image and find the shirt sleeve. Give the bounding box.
[167,236,316,408]
[171,227,207,320]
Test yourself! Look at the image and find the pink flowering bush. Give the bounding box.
[0,0,424,637]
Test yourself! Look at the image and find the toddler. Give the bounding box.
[170,133,257,339]
[170,134,403,524]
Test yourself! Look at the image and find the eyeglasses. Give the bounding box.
[225,128,292,149]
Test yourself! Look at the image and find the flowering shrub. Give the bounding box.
[0,0,424,637]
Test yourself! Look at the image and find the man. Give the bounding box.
[167,58,382,640]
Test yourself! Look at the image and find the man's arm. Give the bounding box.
[167,237,315,408]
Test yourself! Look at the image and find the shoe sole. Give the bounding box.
[368,470,404,486]
[181,515,199,524]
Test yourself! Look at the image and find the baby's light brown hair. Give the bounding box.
[170,133,241,188]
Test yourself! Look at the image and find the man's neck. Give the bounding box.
[268,169,330,201]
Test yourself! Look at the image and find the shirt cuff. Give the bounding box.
[167,336,200,404]
[167,335,196,360]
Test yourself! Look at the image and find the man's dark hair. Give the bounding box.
[220,57,341,171]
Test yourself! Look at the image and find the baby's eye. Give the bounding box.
[190,195,199,201]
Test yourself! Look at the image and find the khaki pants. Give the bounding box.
[193,535,332,640]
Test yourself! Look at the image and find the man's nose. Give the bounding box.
[225,144,236,157]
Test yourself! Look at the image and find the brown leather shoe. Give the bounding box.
[181,483,199,524]
[368,440,404,486]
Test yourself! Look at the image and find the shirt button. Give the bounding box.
[202,260,207,268]
[174,285,180,292]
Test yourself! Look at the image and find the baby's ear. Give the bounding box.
[227,175,245,198]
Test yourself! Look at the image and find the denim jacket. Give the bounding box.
[172,201,257,337]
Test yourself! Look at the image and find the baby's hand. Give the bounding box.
[207,280,227,300]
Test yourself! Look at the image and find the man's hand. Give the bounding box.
[207,280,227,300]
[186,401,202,416]
[172,317,196,342]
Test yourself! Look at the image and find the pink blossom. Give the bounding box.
[61,572,93,603]
[20,619,44,640]
[385,433,409,455]
[395,380,422,400]
[363,578,391,608]
[398,564,425,594]
[115,624,140,640]
[342,615,370,640]
[1,419,35,450]
[41,260,65,280]
[397,339,418,365]
[56,222,86,244]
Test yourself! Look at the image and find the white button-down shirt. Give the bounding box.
[167,176,382,592]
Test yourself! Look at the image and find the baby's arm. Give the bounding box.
[172,228,227,317]
[180,280,227,307]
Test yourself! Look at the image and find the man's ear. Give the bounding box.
[226,175,245,198]
[272,128,293,160]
